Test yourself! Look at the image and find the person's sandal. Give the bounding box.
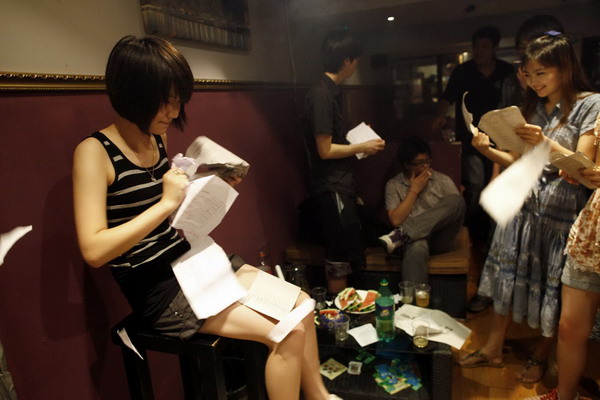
[459,349,504,368]
[517,356,547,384]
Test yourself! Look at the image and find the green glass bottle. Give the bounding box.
[375,279,395,341]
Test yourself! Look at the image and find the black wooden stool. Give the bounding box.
[111,314,267,400]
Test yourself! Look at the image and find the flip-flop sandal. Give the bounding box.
[459,350,504,368]
[516,357,547,384]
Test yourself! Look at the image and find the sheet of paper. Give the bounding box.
[240,270,300,321]
[117,328,144,360]
[478,106,529,153]
[348,323,379,347]
[550,151,597,189]
[461,92,478,135]
[346,122,382,159]
[0,225,32,266]
[185,136,250,178]
[480,141,550,227]
[267,298,315,343]
[171,236,247,319]
[394,304,471,349]
[171,175,238,245]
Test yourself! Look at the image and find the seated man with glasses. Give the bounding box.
[378,136,466,284]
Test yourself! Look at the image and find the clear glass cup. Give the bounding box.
[415,283,431,307]
[311,286,328,311]
[334,314,350,343]
[412,319,430,348]
[398,281,415,304]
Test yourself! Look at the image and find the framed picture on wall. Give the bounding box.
[140,0,251,50]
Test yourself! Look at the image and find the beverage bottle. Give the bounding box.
[257,251,272,274]
[375,279,396,341]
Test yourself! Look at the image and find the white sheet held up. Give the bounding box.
[480,141,550,227]
[0,225,33,266]
[171,236,247,319]
[346,122,382,159]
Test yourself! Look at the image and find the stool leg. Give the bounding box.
[243,341,267,400]
[179,355,204,400]
[120,347,154,400]
[198,348,228,400]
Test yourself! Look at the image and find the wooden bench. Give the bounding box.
[285,226,471,318]
[111,314,267,400]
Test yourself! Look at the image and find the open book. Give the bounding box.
[185,136,250,179]
[462,92,529,154]
[550,151,597,189]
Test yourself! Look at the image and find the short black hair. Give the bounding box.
[471,26,501,47]
[105,35,194,133]
[515,14,564,48]
[321,29,363,73]
[397,136,431,167]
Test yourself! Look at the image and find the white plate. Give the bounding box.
[334,289,375,314]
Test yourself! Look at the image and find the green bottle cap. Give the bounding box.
[380,279,388,286]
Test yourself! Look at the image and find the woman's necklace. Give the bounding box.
[133,138,157,182]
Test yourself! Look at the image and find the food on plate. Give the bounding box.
[337,287,377,313]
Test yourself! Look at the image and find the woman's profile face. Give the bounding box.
[523,59,562,101]
[148,95,181,135]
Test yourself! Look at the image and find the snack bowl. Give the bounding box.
[314,309,348,331]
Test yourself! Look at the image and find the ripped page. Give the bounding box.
[550,151,597,189]
[185,136,250,179]
[171,236,247,319]
[117,328,144,360]
[346,122,382,159]
[0,225,32,266]
[171,175,238,244]
[461,92,478,135]
[267,299,315,343]
[240,270,300,321]
[480,141,550,227]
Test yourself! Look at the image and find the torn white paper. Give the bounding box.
[550,151,597,189]
[346,122,382,159]
[480,141,550,227]
[394,304,471,349]
[348,323,379,347]
[461,92,478,136]
[171,175,238,245]
[267,299,315,343]
[240,270,300,321]
[117,328,144,360]
[171,236,247,319]
[185,136,250,179]
[0,225,32,266]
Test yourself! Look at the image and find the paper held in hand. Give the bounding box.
[550,151,597,189]
[185,136,250,179]
[346,122,382,159]
[462,92,529,154]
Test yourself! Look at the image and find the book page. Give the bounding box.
[479,141,550,227]
[478,106,529,154]
[461,92,478,135]
[0,225,32,266]
[346,122,382,159]
[185,136,250,178]
[550,151,597,189]
[240,270,300,320]
[171,175,238,244]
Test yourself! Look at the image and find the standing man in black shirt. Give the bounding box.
[303,29,385,294]
[432,26,514,252]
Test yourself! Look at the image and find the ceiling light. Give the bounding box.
[387,16,395,22]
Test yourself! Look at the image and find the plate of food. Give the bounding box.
[334,288,377,314]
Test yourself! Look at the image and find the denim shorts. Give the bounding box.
[561,257,600,294]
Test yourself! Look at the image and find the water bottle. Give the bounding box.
[375,279,395,341]
[257,251,272,274]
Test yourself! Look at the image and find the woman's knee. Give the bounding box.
[559,313,591,344]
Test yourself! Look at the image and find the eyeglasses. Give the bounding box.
[409,158,432,167]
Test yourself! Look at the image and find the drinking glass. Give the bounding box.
[398,281,415,304]
[311,286,328,311]
[415,283,431,307]
[412,319,430,348]
[334,314,350,343]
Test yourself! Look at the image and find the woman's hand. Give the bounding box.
[409,169,431,194]
[472,131,491,153]
[579,167,600,189]
[559,170,580,186]
[161,168,189,210]
[515,123,545,146]
[223,175,243,187]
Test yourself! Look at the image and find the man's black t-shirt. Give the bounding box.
[442,59,515,155]
[304,74,355,195]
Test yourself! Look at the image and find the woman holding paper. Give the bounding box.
[73,35,339,400]
[460,33,600,384]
